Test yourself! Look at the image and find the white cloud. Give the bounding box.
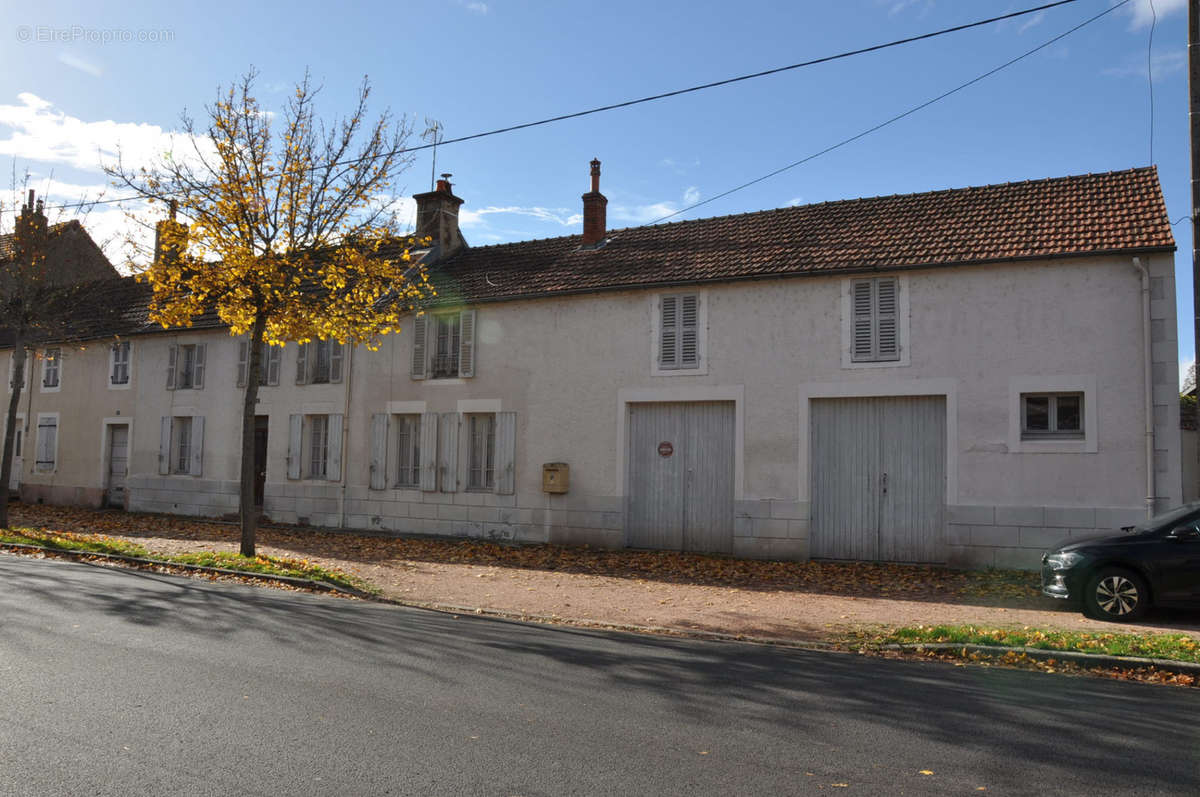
[1125,0,1186,30]
[683,186,700,205]
[459,206,582,228]
[57,52,102,77]
[787,197,805,207]
[0,92,209,174]
[457,0,488,13]
[884,0,934,18]
[1103,49,1186,80]
[1017,11,1045,35]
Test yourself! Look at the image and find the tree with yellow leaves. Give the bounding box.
[106,69,433,555]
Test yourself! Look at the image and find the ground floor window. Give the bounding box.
[1021,392,1083,439]
[466,413,495,491]
[395,414,421,488]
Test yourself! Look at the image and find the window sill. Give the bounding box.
[1011,438,1093,455]
[420,378,467,386]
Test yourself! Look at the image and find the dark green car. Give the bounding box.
[1041,503,1200,621]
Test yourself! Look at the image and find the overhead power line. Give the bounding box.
[15,0,1080,216]
[644,0,1131,225]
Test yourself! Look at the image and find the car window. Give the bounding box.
[1134,503,1200,534]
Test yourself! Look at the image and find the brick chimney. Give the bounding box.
[581,158,607,247]
[14,190,48,261]
[153,200,188,267]
[413,174,466,257]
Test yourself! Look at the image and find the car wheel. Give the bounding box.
[1083,567,1150,621]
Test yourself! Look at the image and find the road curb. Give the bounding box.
[880,642,1200,675]
[0,541,371,598]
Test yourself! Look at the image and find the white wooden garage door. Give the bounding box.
[626,401,735,554]
[810,396,946,563]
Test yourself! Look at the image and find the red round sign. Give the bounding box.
[657,441,674,457]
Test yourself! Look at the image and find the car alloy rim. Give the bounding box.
[1095,576,1140,616]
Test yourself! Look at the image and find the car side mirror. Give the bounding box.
[1167,526,1200,542]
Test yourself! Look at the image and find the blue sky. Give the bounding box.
[0,0,1192,373]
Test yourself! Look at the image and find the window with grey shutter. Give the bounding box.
[111,342,130,385]
[35,415,57,472]
[458,310,476,377]
[237,341,249,387]
[850,277,900,363]
[494,411,516,495]
[296,343,309,385]
[419,412,438,491]
[166,345,177,390]
[326,414,343,481]
[192,344,206,388]
[466,413,496,491]
[410,315,428,380]
[287,414,303,479]
[438,411,459,492]
[394,414,421,488]
[190,416,205,476]
[266,345,281,386]
[158,416,171,474]
[42,349,60,388]
[370,413,389,490]
[659,294,700,370]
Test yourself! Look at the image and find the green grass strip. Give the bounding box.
[875,624,1200,663]
[1,527,376,595]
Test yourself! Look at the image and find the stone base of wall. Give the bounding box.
[127,476,239,517]
[945,504,1146,570]
[19,483,104,509]
[734,499,809,560]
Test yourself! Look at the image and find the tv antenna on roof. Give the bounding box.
[421,119,444,191]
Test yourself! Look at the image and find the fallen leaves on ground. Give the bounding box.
[8,504,1042,605]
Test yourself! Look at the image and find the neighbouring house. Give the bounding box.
[0,164,1180,569]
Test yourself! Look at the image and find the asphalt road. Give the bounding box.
[1,555,1198,796]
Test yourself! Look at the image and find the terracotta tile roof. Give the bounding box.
[427,166,1174,306]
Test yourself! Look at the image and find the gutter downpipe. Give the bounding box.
[338,341,354,529]
[1133,256,1156,518]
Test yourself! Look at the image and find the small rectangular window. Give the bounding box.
[174,344,205,389]
[42,348,60,389]
[1021,393,1084,439]
[111,342,130,385]
[35,415,56,471]
[395,414,421,488]
[466,413,496,491]
[659,294,700,370]
[431,314,462,378]
[851,278,900,363]
[173,417,193,474]
[309,415,329,479]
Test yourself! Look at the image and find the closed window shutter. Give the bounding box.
[296,344,309,385]
[192,344,206,389]
[158,416,171,475]
[166,345,177,390]
[660,296,678,367]
[876,278,899,360]
[851,280,874,361]
[680,295,699,367]
[287,414,303,479]
[267,345,281,386]
[327,414,343,481]
[369,413,388,490]
[410,315,427,380]
[36,418,56,470]
[458,310,476,378]
[439,411,459,492]
[190,416,205,476]
[237,342,248,387]
[494,411,516,495]
[419,412,439,491]
[330,343,344,383]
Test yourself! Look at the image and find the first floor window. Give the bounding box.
[42,348,60,389]
[466,413,496,491]
[395,414,421,488]
[309,415,329,479]
[1021,393,1084,439]
[297,341,343,384]
[111,342,131,385]
[851,277,900,363]
[168,343,206,390]
[173,417,193,474]
[431,314,462,378]
[35,415,57,472]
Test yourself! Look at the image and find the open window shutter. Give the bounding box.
[369,413,389,490]
[410,315,428,380]
[158,416,171,475]
[327,414,343,482]
[296,344,309,385]
[419,412,439,491]
[192,345,206,389]
[851,280,874,361]
[494,411,517,495]
[680,295,699,367]
[660,296,678,367]
[166,345,177,390]
[458,310,476,378]
[438,411,459,492]
[876,278,898,360]
[236,342,248,387]
[190,416,205,476]
[287,414,302,479]
[330,344,344,383]
[267,345,281,386]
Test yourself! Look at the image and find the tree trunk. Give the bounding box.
[238,316,266,556]
[0,342,26,529]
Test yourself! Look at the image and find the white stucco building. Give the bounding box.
[1,164,1181,569]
